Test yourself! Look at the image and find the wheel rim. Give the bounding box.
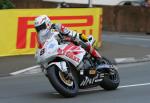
[59,71,74,87]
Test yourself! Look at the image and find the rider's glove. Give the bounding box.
[67,30,88,42]
[79,33,88,42]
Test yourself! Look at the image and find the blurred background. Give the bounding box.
[0,1,150,102]
[1,0,150,34]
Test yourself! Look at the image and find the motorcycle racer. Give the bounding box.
[34,15,101,65]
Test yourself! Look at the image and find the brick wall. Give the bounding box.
[11,0,150,32]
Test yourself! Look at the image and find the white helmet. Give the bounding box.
[34,15,52,32]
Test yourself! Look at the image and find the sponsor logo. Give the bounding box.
[16,16,94,49]
[57,48,80,63]
[80,76,102,86]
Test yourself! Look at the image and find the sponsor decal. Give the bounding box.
[80,75,102,86]
[16,15,94,49]
[57,47,80,63]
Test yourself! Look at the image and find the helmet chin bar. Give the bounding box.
[35,22,47,32]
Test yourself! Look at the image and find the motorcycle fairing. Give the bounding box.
[57,43,86,67]
[35,34,86,68]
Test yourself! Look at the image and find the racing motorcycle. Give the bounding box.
[35,31,120,97]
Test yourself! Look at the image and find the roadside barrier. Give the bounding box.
[0,8,102,56]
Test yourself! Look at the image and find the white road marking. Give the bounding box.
[52,82,150,95]
[147,55,150,58]
[9,56,150,75]
[10,65,40,75]
[119,83,150,88]
[9,65,150,94]
[9,53,150,76]
[125,37,150,41]
[115,57,135,63]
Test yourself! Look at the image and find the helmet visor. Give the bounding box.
[35,23,47,32]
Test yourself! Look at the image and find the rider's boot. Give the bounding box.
[85,44,104,70]
[85,42,112,72]
[88,48,111,71]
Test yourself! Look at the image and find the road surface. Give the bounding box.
[0,62,150,103]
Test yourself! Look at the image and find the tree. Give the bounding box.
[0,0,15,9]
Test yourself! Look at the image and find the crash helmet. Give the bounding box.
[34,15,52,32]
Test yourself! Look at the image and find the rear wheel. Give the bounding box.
[47,65,78,97]
[100,57,120,90]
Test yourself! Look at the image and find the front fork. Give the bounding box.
[46,61,73,80]
[40,61,68,76]
[47,61,68,73]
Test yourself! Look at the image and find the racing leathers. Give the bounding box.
[36,23,101,59]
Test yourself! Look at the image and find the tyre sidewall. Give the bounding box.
[100,69,120,90]
[47,65,78,97]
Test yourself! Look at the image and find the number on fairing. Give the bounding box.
[40,48,45,56]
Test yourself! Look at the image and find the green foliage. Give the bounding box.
[0,0,15,9]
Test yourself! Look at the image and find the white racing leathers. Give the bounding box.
[37,23,80,48]
[35,23,101,64]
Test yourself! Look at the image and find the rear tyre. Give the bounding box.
[100,57,120,90]
[100,69,120,90]
[47,65,78,97]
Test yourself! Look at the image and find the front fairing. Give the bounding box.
[35,32,86,68]
[35,34,59,64]
[57,43,86,67]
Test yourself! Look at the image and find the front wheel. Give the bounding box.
[47,65,78,97]
[100,57,120,90]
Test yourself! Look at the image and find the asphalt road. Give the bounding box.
[0,62,150,103]
[0,32,150,103]
[103,32,150,48]
[100,32,150,60]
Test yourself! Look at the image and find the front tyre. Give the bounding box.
[47,65,78,97]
